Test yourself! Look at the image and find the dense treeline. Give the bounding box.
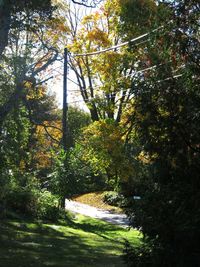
[119,1,200,266]
[0,0,94,219]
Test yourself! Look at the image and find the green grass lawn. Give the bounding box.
[0,214,141,267]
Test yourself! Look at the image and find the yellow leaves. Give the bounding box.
[19,160,26,171]
[84,120,122,142]
[83,120,122,157]
[52,34,59,43]
[26,85,45,100]
[82,120,128,172]
[47,17,70,32]
[158,107,170,117]
[137,151,158,164]
[23,81,33,90]
[104,51,121,64]
[33,121,62,169]
[44,16,70,47]
[35,151,53,169]
[67,39,83,53]
[82,15,95,24]
[104,0,121,16]
[81,119,137,183]
[82,11,101,25]
[87,28,110,46]
[92,51,122,81]
[36,121,62,146]
[57,23,70,33]
[67,0,119,54]
[52,0,62,5]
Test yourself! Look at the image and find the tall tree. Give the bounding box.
[0,0,52,57]
[0,5,58,128]
[52,0,136,122]
[0,2,60,212]
[120,0,200,266]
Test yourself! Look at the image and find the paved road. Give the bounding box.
[65,199,130,227]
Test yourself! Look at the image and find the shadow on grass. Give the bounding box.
[62,215,130,243]
[0,216,127,267]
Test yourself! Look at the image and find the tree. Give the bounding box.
[0,0,52,57]
[0,3,61,214]
[119,0,200,266]
[53,0,135,123]
[48,107,93,207]
[0,8,58,129]
[80,119,134,188]
[68,106,91,144]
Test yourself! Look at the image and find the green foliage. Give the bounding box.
[5,175,39,216]
[123,240,152,267]
[36,190,63,221]
[49,146,106,204]
[0,1,64,219]
[103,191,126,207]
[120,0,200,265]
[81,119,133,188]
[1,172,61,221]
[0,106,32,215]
[68,106,91,145]
[49,150,76,201]
[119,0,159,36]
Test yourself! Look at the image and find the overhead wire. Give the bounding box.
[72,24,165,57]
[59,20,182,105]
[67,62,185,93]
[67,72,184,105]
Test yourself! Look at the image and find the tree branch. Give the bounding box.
[71,0,103,8]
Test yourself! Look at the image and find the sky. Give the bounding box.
[48,60,89,111]
[48,0,99,112]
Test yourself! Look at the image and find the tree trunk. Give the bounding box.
[0,4,11,57]
[90,105,99,121]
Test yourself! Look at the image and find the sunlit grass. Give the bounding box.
[0,214,141,267]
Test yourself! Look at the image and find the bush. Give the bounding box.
[123,240,152,267]
[103,191,126,207]
[36,190,61,221]
[4,174,63,221]
[49,148,107,203]
[5,175,40,216]
[123,170,200,267]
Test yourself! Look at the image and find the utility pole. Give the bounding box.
[62,47,68,151]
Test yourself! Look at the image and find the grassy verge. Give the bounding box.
[0,213,141,267]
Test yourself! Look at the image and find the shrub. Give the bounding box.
[36,190,61,221]
[123,240,152,267]
[103,191,126,207]
[4,174,63,221]
[5,175,40,216]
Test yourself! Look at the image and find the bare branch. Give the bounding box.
[43,126,61,144]
[71,0,103,8]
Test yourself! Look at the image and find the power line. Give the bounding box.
[67,77,80,86]
[73,25,164,57]
[158,74,183,83]
[67,61,184,93]
[67,64,168,93]
[68,86,132,96]
[67,73,184,105]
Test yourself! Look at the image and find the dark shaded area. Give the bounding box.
[0,216,127,267]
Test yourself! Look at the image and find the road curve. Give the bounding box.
[65,199,130,227]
